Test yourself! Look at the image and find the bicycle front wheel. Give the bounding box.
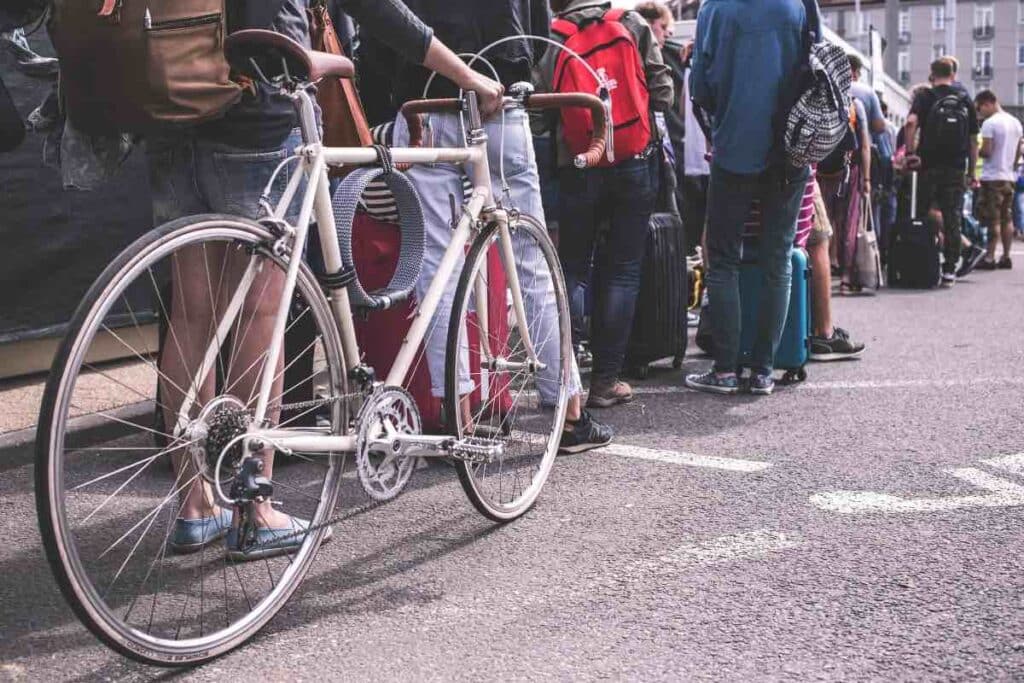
[446,214,572,522]
[35,214,347,665]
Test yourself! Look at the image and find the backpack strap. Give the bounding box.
[551,17,579,40]
[604,8,626,22]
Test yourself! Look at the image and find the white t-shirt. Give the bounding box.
[980,111,1023,182]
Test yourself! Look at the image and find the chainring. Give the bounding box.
[355,386,422,502]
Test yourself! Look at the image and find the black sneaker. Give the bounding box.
[957,244,988,278]
[558,410,613,455]
[998,256,1013,270]
[809,326,865,362]
[976,259,998,271]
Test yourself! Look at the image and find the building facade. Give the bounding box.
[821,0,1024,106]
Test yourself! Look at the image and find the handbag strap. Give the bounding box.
[309,2,372,147]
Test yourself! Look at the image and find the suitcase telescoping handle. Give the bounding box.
[910,171,918,221]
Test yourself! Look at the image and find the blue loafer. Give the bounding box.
[169,509,233,554]
[226,515,333,562]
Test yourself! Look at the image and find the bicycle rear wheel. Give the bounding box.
[35,214,347,665]
[445,214,572,522]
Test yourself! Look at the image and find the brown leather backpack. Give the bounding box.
[52,0,242,134]
[307,0,371,175]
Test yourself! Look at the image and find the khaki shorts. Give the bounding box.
[978,180,1015,228]
[807,178,833,248]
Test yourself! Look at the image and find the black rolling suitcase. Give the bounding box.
[625,153,689,379]
[888,171,940,288]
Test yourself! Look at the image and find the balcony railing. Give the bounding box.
[899,31,912,44]
[973,24,994,40]
[899,70,911,83]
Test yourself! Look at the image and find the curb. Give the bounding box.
[0,401,155,457]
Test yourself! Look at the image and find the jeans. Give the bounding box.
[147,129,303,223]
[393,109,581,404]
[681,174,710,256]
[918,167,966,275]
[558,155,658,383]
[705,162,809,374]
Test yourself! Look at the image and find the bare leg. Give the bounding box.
[808,238,833,338]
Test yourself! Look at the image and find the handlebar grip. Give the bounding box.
[399,98,462,147]
[524,93,608,169]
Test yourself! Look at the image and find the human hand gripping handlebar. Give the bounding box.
[399,92,608,169]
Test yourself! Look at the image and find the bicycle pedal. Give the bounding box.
[448,436,504,464]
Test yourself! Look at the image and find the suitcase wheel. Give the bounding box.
[780,367,807,385]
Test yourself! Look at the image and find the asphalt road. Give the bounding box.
[3,254,1024,681]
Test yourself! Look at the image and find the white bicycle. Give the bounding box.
[34,30,607,665]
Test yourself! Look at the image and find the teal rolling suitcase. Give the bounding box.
[738,247,810,382]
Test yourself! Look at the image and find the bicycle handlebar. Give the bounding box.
[398,92,608,169]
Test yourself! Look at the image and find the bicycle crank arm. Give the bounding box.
[368,434,504,464]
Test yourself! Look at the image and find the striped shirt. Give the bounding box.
[743,166,817,249]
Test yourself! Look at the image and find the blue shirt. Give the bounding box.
[850,80,890,158]
[689,0,807,174]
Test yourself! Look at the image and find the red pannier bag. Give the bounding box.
[350,212,512,432]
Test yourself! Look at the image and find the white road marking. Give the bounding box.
[602,443,771,472]
[632,530,801,572]
[628,377,1024,396]
[981,453,1024,476]
[810,467,1024,514]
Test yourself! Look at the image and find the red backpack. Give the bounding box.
[551,9,652,166]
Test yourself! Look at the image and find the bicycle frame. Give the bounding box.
[178,87,544,462]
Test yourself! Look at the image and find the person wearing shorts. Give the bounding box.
[975,89,1023,270]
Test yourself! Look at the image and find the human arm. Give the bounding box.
[904,114,919,155]
[688,9,713,114]
[968,136,979,188]
[869,92,886,135]
[624,12,673,112]
[856,102,872,194]
[338,0,503,115]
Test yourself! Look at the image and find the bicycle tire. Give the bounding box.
[445,214,571,522]
[35,214,347,666]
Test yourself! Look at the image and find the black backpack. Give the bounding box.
[921,93,970,159]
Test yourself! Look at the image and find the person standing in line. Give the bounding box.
[387,0,615,453]
[152,0,507,559]
[904,58,980,287]
[685,0,809,396]
[974,89,1023,270]
[538,0,673,409]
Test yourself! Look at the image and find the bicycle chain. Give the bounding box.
[232,391,374,554]
[234,487,390,554]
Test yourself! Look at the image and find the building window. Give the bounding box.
[932,44,947,61]
[974,5,995,38]
[933,5,945,30]
[1019,44,1024,65]
[1018,82,1024,106]
[898,51,911,82]
[822,11,834,29]
[974,46,993,78]
[1019,0,1024,24]
[857,10,870,36]
[899,9,910,34]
